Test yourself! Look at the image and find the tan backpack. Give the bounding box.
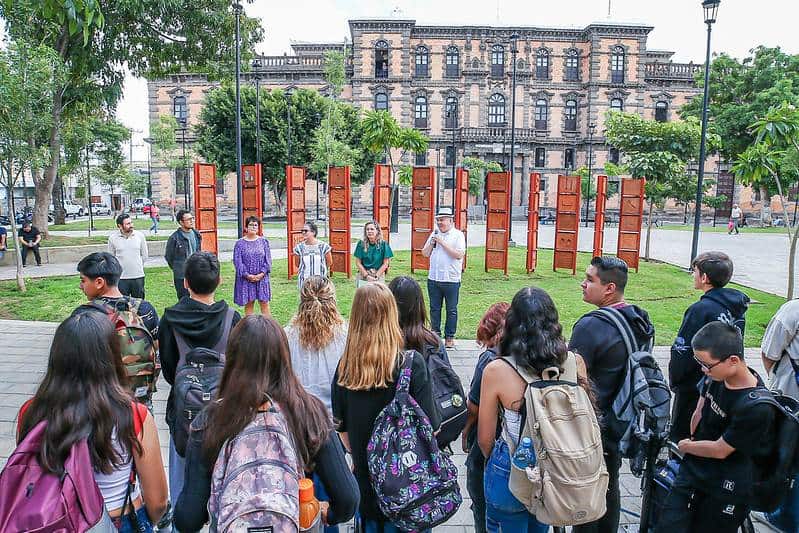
[504,352,608,526]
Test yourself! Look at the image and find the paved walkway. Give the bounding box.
[0,319,770,532]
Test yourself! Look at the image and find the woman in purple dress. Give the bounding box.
[233,216,272,315]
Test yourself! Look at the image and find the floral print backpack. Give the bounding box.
[367,352,462,530]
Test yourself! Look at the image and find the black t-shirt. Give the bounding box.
[681,372,775,502]
[19,227,40,244]
[331,351,440,521]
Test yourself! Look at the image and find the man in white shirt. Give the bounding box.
[729,204,742,235]
[422,207,466,348]
[108,213,149,298]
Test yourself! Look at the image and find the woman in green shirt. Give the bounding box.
[354,220,393,287]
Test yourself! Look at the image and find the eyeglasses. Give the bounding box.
[301,229,310,233]
[694,354,726,371]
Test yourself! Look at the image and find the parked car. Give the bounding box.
[130,198,152,213]
[49,201,84,217]
[90,203,112,216]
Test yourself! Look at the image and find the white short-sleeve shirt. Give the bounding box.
[426,227,466,283]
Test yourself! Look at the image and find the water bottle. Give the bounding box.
[512,436,535,469]
[299,478,322,532]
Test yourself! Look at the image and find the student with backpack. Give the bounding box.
[157,251,240,529]
[479,287,602,532]
[173,315,359,532]
[568,256,655,533]
[76,252,160,410]
[463,302,510,533]
[332,283,459,532]
[6,310,168,531]
[388,275,467,448]
[285,275,348,412]
[669,251,750,445]
[656,321,776,532]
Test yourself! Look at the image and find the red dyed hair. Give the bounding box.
[476,302,510,348]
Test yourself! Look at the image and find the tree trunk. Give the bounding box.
[32,88,64,236]
[53,173,66,225]
[788,227,798,300]
[683,203,688,225]
[644,201,654,261]
[7,181,26,292]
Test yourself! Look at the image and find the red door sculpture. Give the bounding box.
[411,167,436,273]
[193,163,218,255]
[241,164,263,236]
[454,168,469,270]
[553,175,581,274]
[373,164,392,242]
[526,173,541,273]
[286,165,306,279]
[592,175,609,258]
[484,171,510,275]
[328,166,352,277]
[617,178,646,272]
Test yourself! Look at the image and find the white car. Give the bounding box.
[50,201,85,217]
[90,203,112,216]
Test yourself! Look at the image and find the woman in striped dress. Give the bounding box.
[293,221,333,290]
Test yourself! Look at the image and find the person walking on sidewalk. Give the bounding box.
[149,204,161,235]
[729,204,742,234]
[422,207,466,349]
[165,209,202,301]
[108,213,149,299]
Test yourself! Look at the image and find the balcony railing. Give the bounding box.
[459,127,540,142]
[253,55,354,72]
[644,62,703,81]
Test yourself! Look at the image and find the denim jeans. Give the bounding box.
[168,436,185,533]
[484,439,548,533]
[150,217,159,233]
[427,279,460,339]
[766,473,799,532]
[118,507,153,533]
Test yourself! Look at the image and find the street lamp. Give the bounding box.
[180,127,189,209]
[446,103,458,210]
[690,0,720,264]
[585,122,596,228]
[233,2,244,238]
[508,32,520,244]
[315,112,322,222]
[285,87,294,166]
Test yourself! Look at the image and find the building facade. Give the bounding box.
[148,18,706,212]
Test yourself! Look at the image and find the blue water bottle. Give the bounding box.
[512,436,535,469]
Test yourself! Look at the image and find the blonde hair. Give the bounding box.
[337,283,404,390]
[360,220,383,253]
[291,276,345,351]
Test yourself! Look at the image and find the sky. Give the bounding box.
[7,1,799,161]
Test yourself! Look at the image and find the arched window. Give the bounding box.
[471,58,480,69]
[564,48,579,81]
[611,46,625,83]
[655,101,668,122]
[488,93,505,125]
[534,98,548,130]
[610,98,624,112]
[446,46,459,77]
[414,94,428,128]
[374,91,388,111]
[415,45,429,77]
[536,49,550,79]
[445,95,458,129]
[564,99,578,131]
[375,40,389,78]
[491,45,505,77]
[173,95,187,127]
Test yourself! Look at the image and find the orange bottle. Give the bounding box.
[299,477,321,532]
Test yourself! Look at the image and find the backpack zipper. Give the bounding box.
[219,458,299,496]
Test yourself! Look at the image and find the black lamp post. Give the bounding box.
[689,0,720,264]
[436,146,442,211]
[285,87,294,166]
[315,112,322,222]
[508,32,520,244]
[233,2,244,238]
[446,104,457,210]
[585,122,596,227]
[180,127,189,209]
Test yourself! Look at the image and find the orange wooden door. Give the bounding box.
[617,178,646,272]
[241,164,263,236]
[410,167,436,273]
[372,164,392,242]
[454,168,469,271]
[328,166,352,277]
[553,175,581,274]
[484,171,510,275]
[193,163,218,255]
[526,173,541,273]
[286,165,307,278]
[592,175,608,258]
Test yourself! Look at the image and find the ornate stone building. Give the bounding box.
[148,18,704,212]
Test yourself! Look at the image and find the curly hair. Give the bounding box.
[476,302,510,348]
[499,287,567,374]
[290,276,345,351]
[361,220,384,253]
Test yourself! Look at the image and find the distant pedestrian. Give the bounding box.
[0,224,6,262]
[233,216,272,316]
[169,197,177,221]
[149,204,161,234]
[18,220,41,267]
[354,220,393,287]
[293,221,332,290]
[108,213,148,299]
[165,209,202,300]
[421,207,466,348]
[729,204,742,234]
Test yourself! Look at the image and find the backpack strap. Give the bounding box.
[395,351,415,394]
[591,307,648,358]
[501,352,577,384]
[174,307,236,364]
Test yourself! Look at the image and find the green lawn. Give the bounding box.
[5,235,169,249]
[0,247,783,347]
[658,224,789,234]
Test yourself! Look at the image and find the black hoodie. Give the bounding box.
[569,304,655,446]
[158,297,241,425]
[669,287,750,393]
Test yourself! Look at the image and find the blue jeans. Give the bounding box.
[484,440,548,533]
[312,471,339,533]
[427,280,460,339]
[766,473,799,532]
[150,217,159,233]
[168,436,185,533]
[118,507,153,533]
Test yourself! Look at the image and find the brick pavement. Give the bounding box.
[0,319,769,532]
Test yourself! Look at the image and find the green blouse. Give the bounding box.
[354,240,394,270]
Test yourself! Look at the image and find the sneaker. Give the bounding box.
[445,338,455,349]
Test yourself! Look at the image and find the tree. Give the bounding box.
[0,39,66,291]
[92,119,133,198]
[462,156,503,198]
[0,0,264,233]
[360,110,429,187]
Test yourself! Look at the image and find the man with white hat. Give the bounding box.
[422,207,466,348]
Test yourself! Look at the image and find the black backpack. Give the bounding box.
[745,388,799,513]
[424,342,467,449]
[170,308,235,457]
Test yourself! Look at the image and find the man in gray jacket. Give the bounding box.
[164,209,202,300]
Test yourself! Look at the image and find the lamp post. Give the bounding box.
[508,32,520,244]
[180,127,189,209]
[446,104,457,210]
[690,0,720,264]
[233,2,244,238]
[585,122,596,227]
[285,87,294,166]
[436,146,442,211]
[315,112,322,222]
